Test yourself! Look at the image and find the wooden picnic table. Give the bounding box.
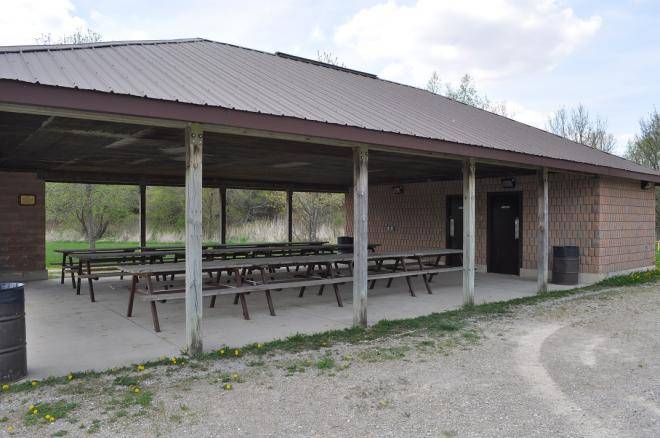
[54,241,327,288]
[65,243,376,301]
[122,248,462,332]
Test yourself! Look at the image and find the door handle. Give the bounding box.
[514,217,520,240]
[449,218,454,237]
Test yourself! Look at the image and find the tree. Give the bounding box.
[425,72,509,116]
[546,104,616,153]
[46,183,137,247]
[626,109,660,170]
[293,192,344,242]
[317,50,345,67]
[39,29,111,247]
[626,109,660,237]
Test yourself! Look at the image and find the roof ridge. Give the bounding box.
[0,38,209,54]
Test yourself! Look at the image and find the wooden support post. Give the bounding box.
[537,168,549,293]
[218,187,227,244]
[462,159,475,307]
[353,146,368,327]
[185,123,204,357]
[139,184,147,248]
[287,190,293,243]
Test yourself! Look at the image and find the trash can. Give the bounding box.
[552,246,579,285]
[0,283,27,383]
[337,236,353,253]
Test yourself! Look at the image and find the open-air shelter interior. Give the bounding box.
[0,39,658,375]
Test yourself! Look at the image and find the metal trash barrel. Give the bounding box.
[552,246,579,285]
[0,283,27,383]
[337,236,353,253]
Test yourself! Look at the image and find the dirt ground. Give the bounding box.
[1,281,659,437]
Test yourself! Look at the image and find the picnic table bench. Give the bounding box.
[122,248,462,332]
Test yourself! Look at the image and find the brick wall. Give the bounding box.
[346,173,655,279]
[0,172,47,281]
[595,177,656,273]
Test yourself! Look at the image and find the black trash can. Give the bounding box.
[0,283,27,383]
[552,246,579,285]
[337,236,353,253]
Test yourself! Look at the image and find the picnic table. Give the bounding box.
[56,241,329,286]
[122,248,462,332]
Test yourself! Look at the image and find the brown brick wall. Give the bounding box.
[0,172,46,281]
[346,173,655,277]
[595,177,656,273]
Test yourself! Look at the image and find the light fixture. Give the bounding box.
[641,180,653,190]
[501,177,516,189]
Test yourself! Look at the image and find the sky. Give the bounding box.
[1,0,658,156]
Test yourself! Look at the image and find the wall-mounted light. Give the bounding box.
[501,178,516,189]
[392,185,404,195]
[641,180,653,190]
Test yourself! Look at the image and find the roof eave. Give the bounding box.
[1,80,659,183]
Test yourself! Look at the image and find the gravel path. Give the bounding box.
[1,282,659,437]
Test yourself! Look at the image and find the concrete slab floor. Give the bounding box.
[23,271,578,379]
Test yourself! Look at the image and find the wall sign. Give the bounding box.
[18,194,37,206]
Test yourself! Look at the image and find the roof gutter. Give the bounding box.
[1,80,658,183]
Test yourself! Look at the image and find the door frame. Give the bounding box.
[487,191,523,275]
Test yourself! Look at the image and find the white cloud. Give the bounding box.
[505,100,550,128]
[0,0,88,45]
[334,0,602,85]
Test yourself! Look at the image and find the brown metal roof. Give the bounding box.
[0,38,657,179]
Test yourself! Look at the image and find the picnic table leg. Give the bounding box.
[326,263,343,307]
[370,260,383,289]
[401,258,416,297]
[60,253,66,284]
[416,256,433,294]
[86,260,95,302]
[69,256,76,289]
[127,275,138,317]
[299,263,314,298]
[386,259,400,288]
[145,275,161,332]
[233,268,250,320]
[428,255,442,282]
[76,260,83,295]
[260,268,276,316]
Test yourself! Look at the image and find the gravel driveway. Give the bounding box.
[1,282,659,437]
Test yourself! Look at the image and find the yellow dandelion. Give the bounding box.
[223,383,232,390]
[1,384,9,391]
[44,414,51,420]
[28,404,35,411]
[67,374,74,381]
[31,380,38,387]
[134,387,141,394]
[171,357,177,365]
[137,364,145,372]
[49,417,55,423]
[233,349,241,356]
[231,373,239,381]
[32,409,38,415]
[218,349,225,356]
[256,343,263,349]
[7,425,14,433]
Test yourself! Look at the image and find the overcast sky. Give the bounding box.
[1,0,658,156]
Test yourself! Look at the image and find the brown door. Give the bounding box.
[487,192,522,275]
[446,195,463,266]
